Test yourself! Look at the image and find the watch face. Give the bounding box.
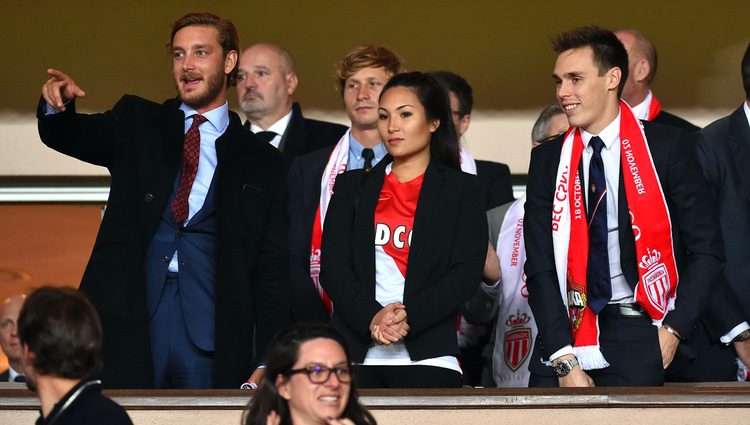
[554,361,572,377]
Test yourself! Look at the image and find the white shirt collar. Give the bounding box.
[581,111,621,151]
[179,101,230,133]
[8,365,22,382]
[249,109,293,136]
[629,90,653,122]
[743,101,750,130]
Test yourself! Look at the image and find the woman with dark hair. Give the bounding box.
[320,72,487,388]
[243,324,376,425]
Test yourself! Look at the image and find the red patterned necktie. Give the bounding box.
[172,114,208,224]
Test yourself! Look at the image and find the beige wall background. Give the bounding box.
[1,1,748,175]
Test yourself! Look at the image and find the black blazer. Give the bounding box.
[0,369,8,382]
[320,158,488,362]
[652,110,700,132]
[697,106,750,320]
[37,95,289,388]
[276,103,346,163]
[288,144,338,323]
[524,121,725,360]
[475,160,515,210]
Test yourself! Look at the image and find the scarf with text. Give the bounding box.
[551,101,678,369]
[309,129,352,314]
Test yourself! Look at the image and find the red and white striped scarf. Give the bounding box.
[551,101,678,369]
[309,130,351,314]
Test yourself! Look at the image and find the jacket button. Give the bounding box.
[144,193,154,203]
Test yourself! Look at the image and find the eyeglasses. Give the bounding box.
[288,364,352,384]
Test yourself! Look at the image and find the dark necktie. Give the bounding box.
[362,148,375,172]
[255,131,277,143]
[586,136,611,314]
[172,114,207,224]
[13,375,25,383]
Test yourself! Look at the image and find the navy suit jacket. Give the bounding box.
[37,95,289,388]
[475,160,515,210]
[652,110,700,132]
[697,105,750,319]
[288,145,337,323]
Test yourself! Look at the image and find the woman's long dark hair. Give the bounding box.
[243,324,377,425]
[379,71,461,170]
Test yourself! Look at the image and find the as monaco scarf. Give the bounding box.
[309,129,351,314]
[551,101,678,370]
[495,194,537,386]
[647,94,662,121]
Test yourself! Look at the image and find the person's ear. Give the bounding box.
[430,119,440,133]
[276,374,291,400]
[633,59,650,84]
[224,51,238,75]
[458,114,471,136]
[607,67,622,92]
[286,73,299,95]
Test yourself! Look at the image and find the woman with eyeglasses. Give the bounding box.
[320,72,487,387]
[243,324,377,425]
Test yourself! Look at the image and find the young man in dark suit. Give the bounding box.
[236,43,347,162]
[37,13,288,389]
[615,29,700,132]
[524,26,725,387]
[692,42,750,379]
[287,46,405,324]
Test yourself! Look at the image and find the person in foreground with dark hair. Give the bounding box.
[18,286,133,425]
[525,26,726,387]
[244,324,376,425]
[321,72,487,388]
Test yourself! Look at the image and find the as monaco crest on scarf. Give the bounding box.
[639,248,670,315]
[503,311,532,372]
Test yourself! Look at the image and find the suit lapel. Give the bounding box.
[279,103,307,157]
[355,165,386,289]
[404,161,443,292]
[728,106,750,204]
[617,163,637,288]
[155,99,186,209]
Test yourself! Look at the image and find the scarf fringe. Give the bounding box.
[574,346,610,370]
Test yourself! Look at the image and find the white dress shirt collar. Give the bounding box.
[249,110,293,149]
[743,101,750,130]
[8,365,22,382]
[629,90,653,122]
[179,101,230,134]
[581,111,621,152]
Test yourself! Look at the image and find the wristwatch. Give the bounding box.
[732,329,750,343]
[552,357,579,377]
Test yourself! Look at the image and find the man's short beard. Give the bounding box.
[240,99,268,120]
[179,69,226,111]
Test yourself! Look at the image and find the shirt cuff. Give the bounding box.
[44,100,70,115]
[720,322,750,344]
[480,278,501,293]
[546,345,574,365]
